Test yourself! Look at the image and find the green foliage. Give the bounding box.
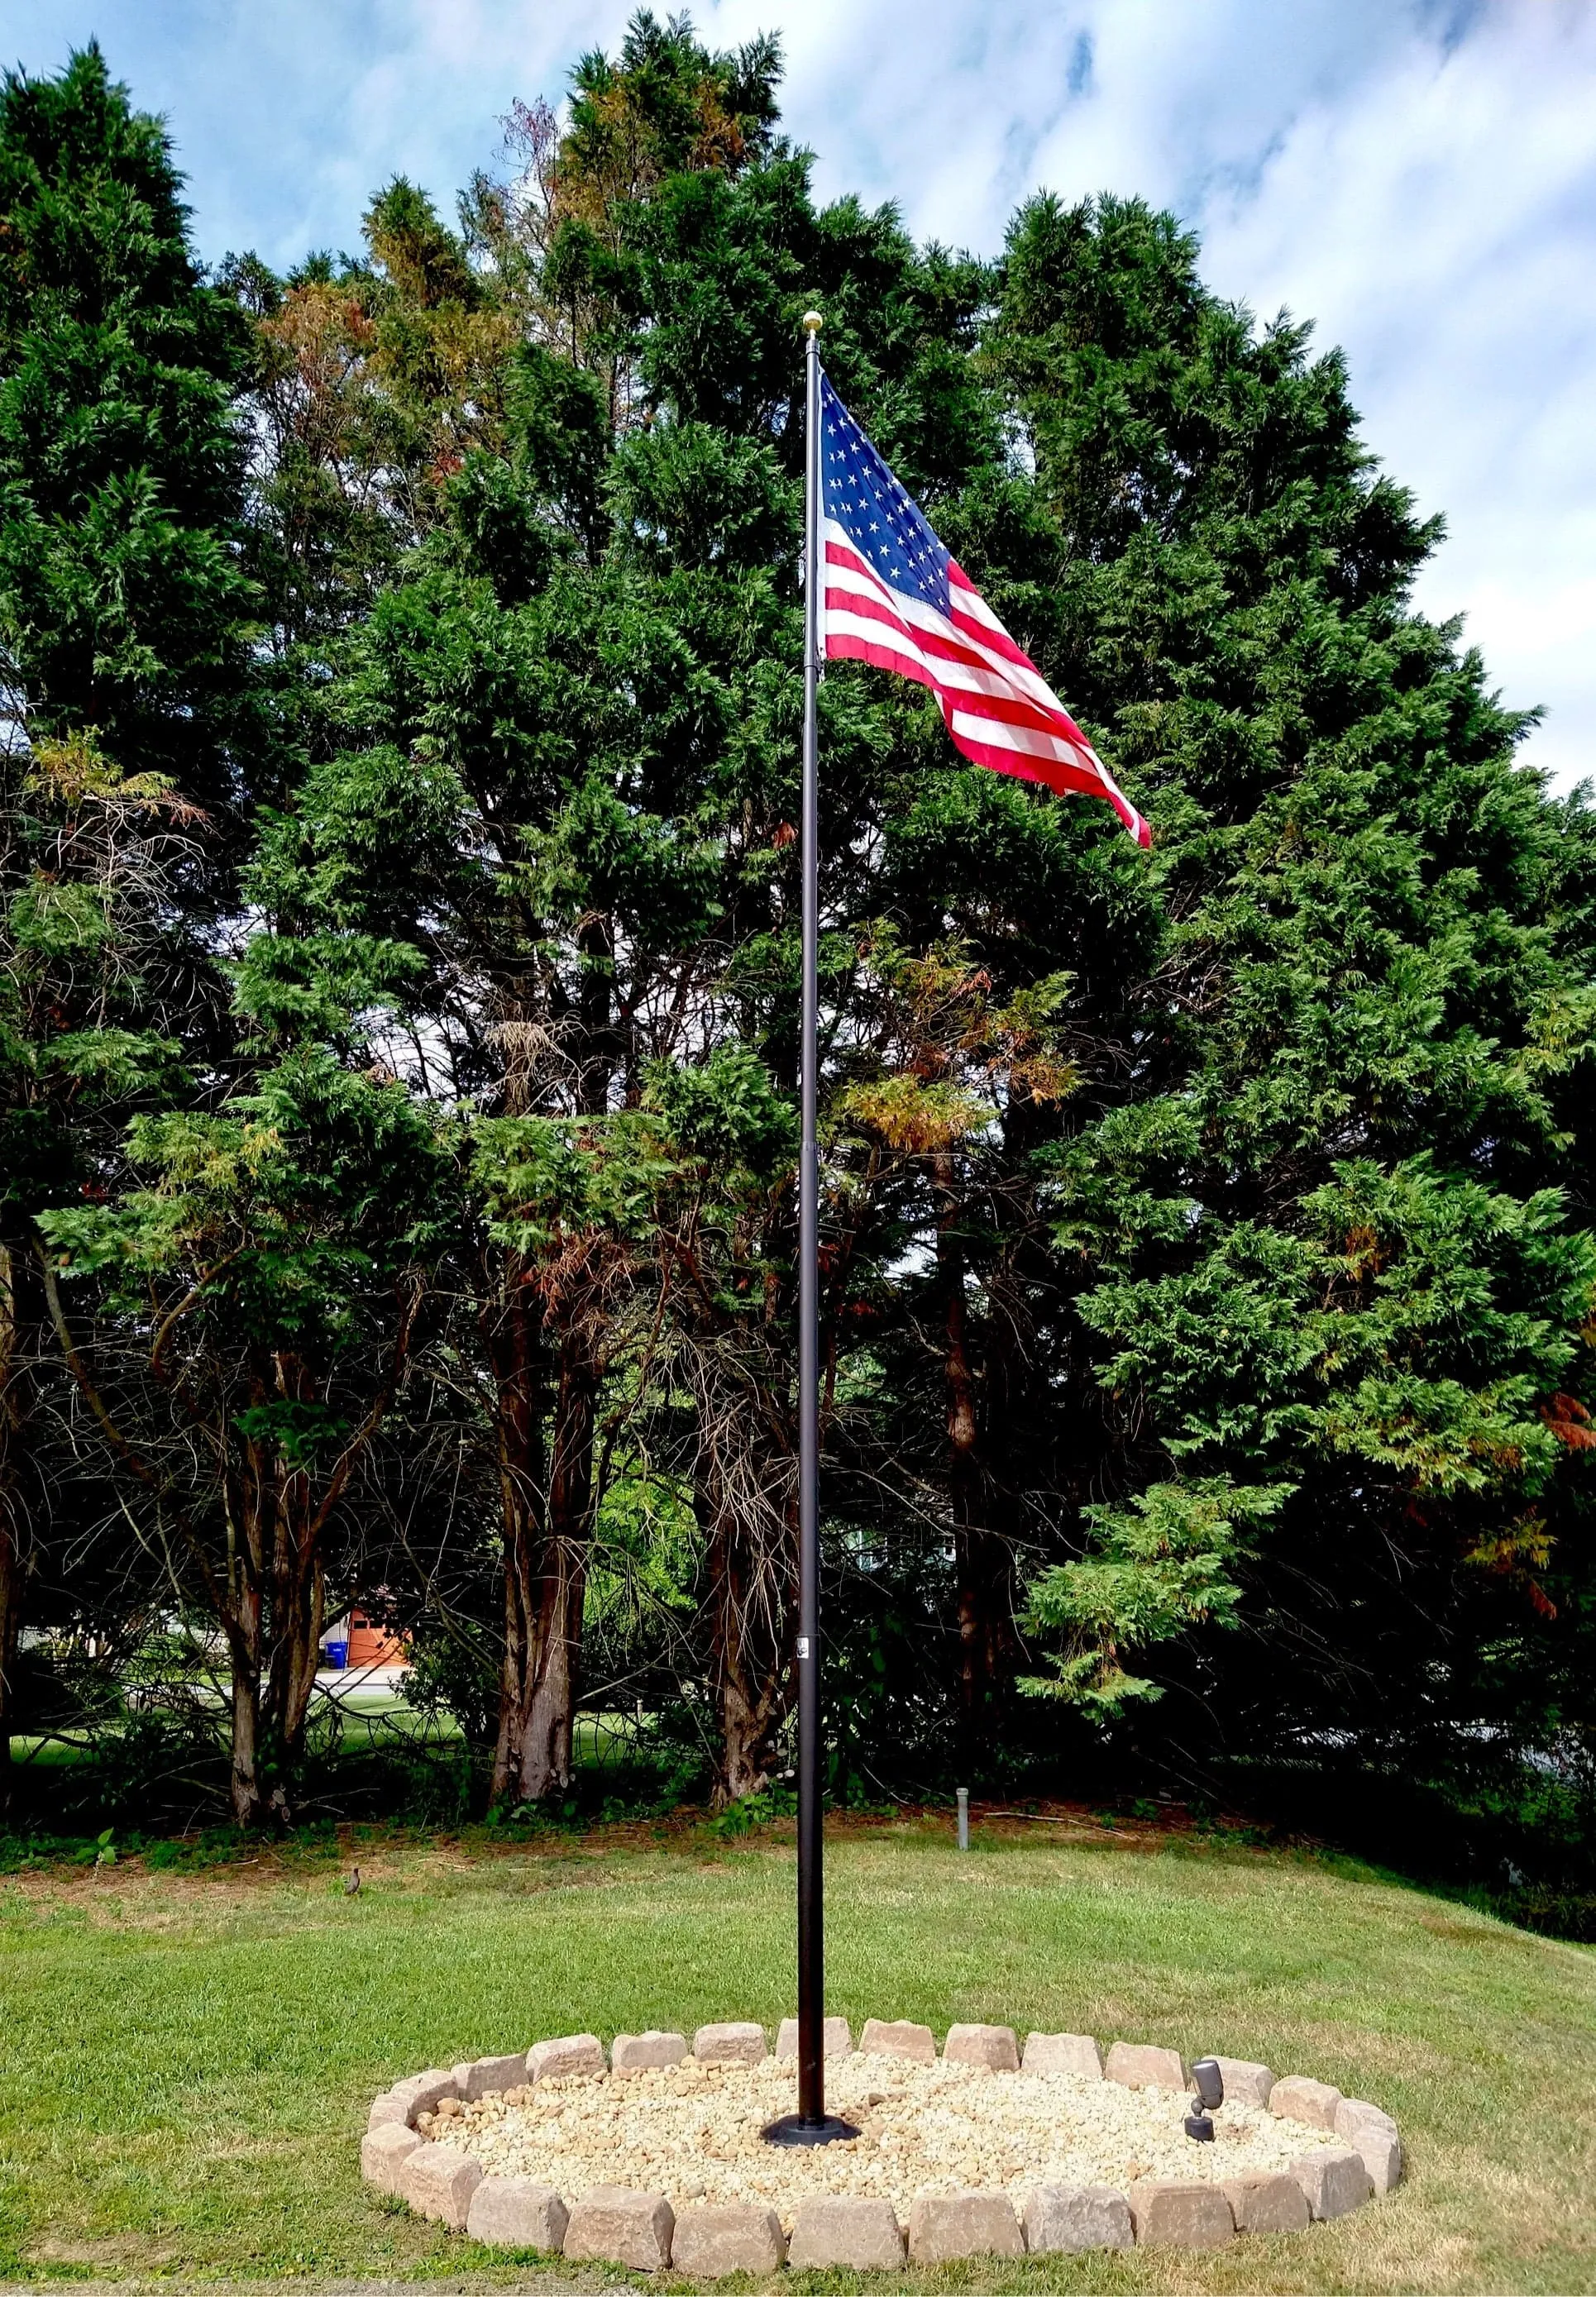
[0,43,255,799]
[4,20,1594,1868]
[644,1043,795,1173]
[704,1781,796,1836]
[1302,1158,1593,1499]
[1022,1479,1290,1713]
[507,346,609,547]
[609,420,797,569]
[566,12,782,185]
[469,1110,676,1256]
[43,1044,448,1322]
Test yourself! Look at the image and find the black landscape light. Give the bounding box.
[1185,2056,1224,2142]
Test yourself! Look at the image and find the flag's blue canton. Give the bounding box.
[820,372,950,614]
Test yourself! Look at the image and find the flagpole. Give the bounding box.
[764,308,854,2150]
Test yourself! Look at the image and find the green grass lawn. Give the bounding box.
[1,1812,1592,2293]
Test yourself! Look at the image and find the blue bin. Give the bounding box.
[324,1639,349,1669]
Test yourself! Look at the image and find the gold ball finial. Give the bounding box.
[801,309,823,334]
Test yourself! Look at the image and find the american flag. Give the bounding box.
[818,370,1151,848]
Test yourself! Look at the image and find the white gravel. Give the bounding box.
[434,2052,1342,2228]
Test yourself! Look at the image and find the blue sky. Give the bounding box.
[8,0,1594,791]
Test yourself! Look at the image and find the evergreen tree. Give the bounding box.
[0,46,256,1809]
[0,43,253,801]
[250,45,1596,1827]
[243,8,1002,1801]
[39,991,448,1827]
[970,197,1596,1807]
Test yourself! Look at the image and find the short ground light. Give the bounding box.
[363,2018,1402,2271]
[1185,2055,1225,2142]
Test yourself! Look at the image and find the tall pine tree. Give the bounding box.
[0,46,256,1810]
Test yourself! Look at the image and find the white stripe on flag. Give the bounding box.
[948,710,1086,766]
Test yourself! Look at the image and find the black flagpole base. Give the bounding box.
[761,2112,860,2147]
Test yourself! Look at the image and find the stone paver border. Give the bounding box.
[363,2019,1402,2271]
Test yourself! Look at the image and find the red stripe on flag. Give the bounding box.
[826,630,940,695]
[952,725,1151,843]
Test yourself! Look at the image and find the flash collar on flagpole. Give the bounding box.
[802,309,823,333]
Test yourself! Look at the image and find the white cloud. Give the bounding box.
[1197,3,1596,794]
[716,0,1596,790]
[5,0,617,265]
[670,0,1596,790]
[8,0,1592,789]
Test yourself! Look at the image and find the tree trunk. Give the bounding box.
[488,1273,544,1802]
[265,1483,325,1779]
[486,1273,595,1804]
[0,1511,17,1822]
[263,1354,329,1781]
[708,1526,785,1802]
[0,1244,24,1818]
[223,1416,272,1828]
[954,1524,1016,1747]
[934,1153,1016,1768]
[496,1537,585,1803]
[0,1242,52,1821]
[695,1395,793,1806]
[0,1249,20,1819]
[227,1594,266,1828]
[576,915,616,1118]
